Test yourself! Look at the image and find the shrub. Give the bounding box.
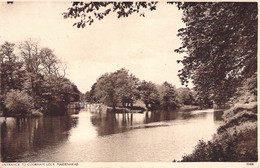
[223,102,257,120]
[182,127,257,162]
[4,90,33,117]
[181,102,257,162]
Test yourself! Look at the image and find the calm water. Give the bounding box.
[0,108,223,162]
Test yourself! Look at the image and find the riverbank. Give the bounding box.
[106,106,146,113]
[106,104,202,113]
[181,102,257,162]
[0,110,43,118]
[179,105,201,112]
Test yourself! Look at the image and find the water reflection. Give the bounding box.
[214,110,224,121]
[67,108,80,115]
[90,110,214,137]
[1,116,78,162]
[0,108,224,162]
[144,111,178,123]
[69,111,97,142]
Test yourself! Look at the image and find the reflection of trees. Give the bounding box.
[178,112,207,120]
[1,116,77,162]
[91,111,180,136]
[90,110,216,137]
[67,108,80,115]
[144,111,178,123]
[90,112,134,136]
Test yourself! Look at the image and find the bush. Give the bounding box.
[223,102,257,120]
[4,90,34,117]
[182,126,257,162]
[181,102,258,162]
[218,111,257,134]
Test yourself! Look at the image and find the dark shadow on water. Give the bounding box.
[214,110,224,121]
[179,112,207,120]
[0,115,78,162]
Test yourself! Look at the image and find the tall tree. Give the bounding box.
[94,68,139,110]
[176,87,194,105]
[175,2,257,106]
[139,81,160,109]
[160,82,179,109]
[0,40,81,116]
[0,42,25,116]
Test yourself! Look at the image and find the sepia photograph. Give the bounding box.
[0,1,258,167]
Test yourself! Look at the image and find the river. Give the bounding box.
[0,108,223,162]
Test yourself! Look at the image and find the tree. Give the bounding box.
[41,76,80,115]
[63,2,157,28]
[89,82,98,103]
[82,91,91,102]
[94,73,118,110]
[40,47,64,76]
[0,42,25,116]
[116,69,140,108]
[4,90,34,117]
[18,40,47,108]
[160,82,179,109]
[139,81,160,109]
[1,40,80,116]
[176,87,194,105]
[94,68,139,110]
[175,2,257,106]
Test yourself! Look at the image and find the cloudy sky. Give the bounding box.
[0,2,187,93]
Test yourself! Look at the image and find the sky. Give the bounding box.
[0,2,187,93]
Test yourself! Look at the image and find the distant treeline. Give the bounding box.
[81,68,207,111]
[0,40,80,117]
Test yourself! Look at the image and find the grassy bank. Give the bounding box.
[181,102,257,162]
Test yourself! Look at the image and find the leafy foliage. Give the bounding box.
[182,102,257,162]
[94,68,139,110]
[4,90,33,117]
[159,82,179,109]
[86,69,184,110]
[138,81,160,109]
[63,2,158,28]
[230,73,257,104]
[0,42,26,116]
[176,87,194,105]
[63,2,257,107]
[0,40,81,116]
[175,2,257,106]
[182,126,257,162]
